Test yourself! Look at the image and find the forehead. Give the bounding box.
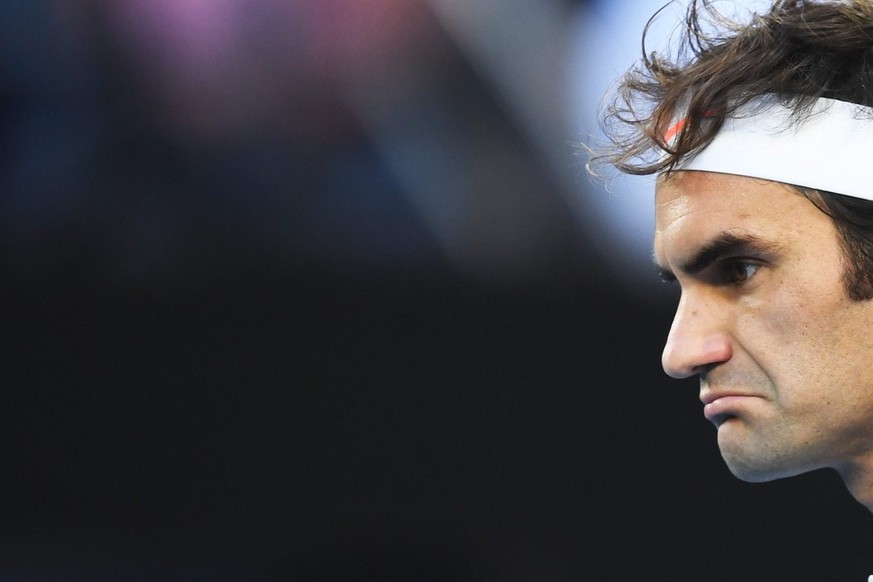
[653,171,835,265]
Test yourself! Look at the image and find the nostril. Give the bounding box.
[662,333,733,379]
[662,342,694,379]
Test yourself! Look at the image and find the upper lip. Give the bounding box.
[699,391,762,406]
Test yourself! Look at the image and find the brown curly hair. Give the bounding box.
[590,0,873,299]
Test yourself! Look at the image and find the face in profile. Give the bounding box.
[653,171,873,483]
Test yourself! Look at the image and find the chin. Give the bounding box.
[722,455,809,483]
[717,428,815,482]
[727,465,780,483]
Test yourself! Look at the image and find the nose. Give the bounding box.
[661,292,733,379]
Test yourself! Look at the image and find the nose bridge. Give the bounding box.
[662,287,732,378]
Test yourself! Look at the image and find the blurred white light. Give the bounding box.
[566,0,769,297]
[566,0,683,296]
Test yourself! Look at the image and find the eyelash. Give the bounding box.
[657,259,764,287]
[720,260,761,285]
[659,271,677,285]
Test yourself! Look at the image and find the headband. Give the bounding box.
[667,95,873,201]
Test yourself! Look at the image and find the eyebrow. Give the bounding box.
[656,232,782,282]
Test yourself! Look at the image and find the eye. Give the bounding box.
[722,260,761,285]
[658,269,677,285]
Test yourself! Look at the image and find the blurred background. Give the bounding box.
[2,0,872,579]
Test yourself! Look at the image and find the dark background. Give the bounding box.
[2,1,872,580]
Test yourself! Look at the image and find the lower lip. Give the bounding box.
[703,395,760,421]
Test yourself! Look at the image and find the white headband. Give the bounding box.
[667,95,873,201]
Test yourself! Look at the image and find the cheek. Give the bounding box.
[742,276,867,411]
[735,281,835,387]
[749,252,847,338]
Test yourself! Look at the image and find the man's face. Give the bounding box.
[654,171,873,483]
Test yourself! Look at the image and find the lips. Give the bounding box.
[700,392,763,423]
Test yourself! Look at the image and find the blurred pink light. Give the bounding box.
[98,0,439,140]
[107,0,241,77]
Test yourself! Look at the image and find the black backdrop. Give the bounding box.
[5,258,873,580]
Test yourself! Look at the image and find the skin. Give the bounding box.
[653,171,873,509]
